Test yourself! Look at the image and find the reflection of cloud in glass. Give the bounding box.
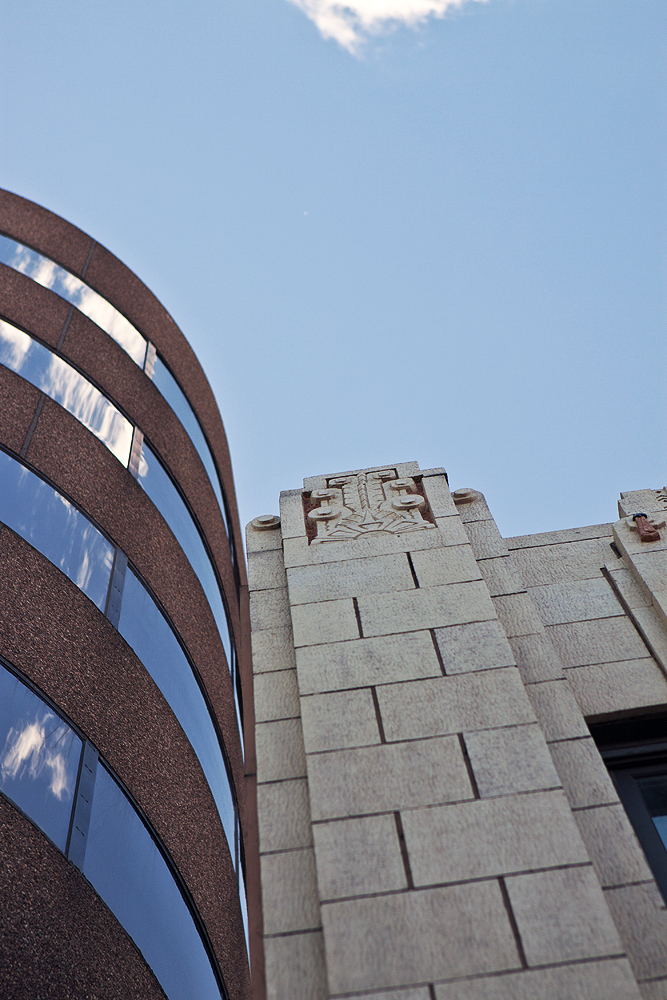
[1,712,74,801]
[0,319,32,370]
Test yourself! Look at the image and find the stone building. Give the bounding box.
[247,462,667,1000]
[0,190,256,999]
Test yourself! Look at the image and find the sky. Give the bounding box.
[0,0,665,542]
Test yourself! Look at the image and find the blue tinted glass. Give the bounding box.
[0,450,114,610]
[0,319,133,466]
[637,774,667,850]
[85,764,223,1000]
[151,356,227,531]
[137,442,232,669]
[0,664,81,852]
[238,859,249,955]
[0,234,147,367]
[117,568,235,854]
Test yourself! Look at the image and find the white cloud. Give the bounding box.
[287,0,489,53]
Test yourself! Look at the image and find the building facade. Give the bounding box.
[247,462,667,1000]
[0,190,257,999]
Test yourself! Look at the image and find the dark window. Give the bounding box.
[592,715,667,903]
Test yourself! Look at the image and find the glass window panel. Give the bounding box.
[0,319,133,466]
[151,356,227,531]
[0,450,114,610]
[0,663,81,852]
[137,442,232,669]
[85,764,223,1000]
[0,234,147,367]
[117,568,235,853]
[637,774,667,850]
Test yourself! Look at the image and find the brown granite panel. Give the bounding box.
[60,308,237,603]
[0,799,167,1000]
[0,264,72,348]
[0,532,250,1000]
[0,190,93,276]
[0,366,41,453]
[22,402,244,794]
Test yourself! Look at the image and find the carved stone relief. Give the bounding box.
[304,469,435,543]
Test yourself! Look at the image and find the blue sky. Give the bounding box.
[1,0,664,539]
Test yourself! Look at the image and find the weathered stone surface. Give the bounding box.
[291,598,359,647]
[545,616,649,667]
[256,718,307,782]
[463,724,561,798]
[565,659,667,716]
[434,620,515,674]
[529,578,623,626]
[548,738,618,809]
[261,848,321,934]
[434,959,641,999]
[246,520,283,553]
[357,581,496,637]
[257,778,313,853]
[321,882,520,993]
[251,626,297,673]
[464,520,508,559]
[574,804,654,887]
[307,736,473,821]
[506,524,613,549]
[506,866,623,965]
[246,548,287,590]
[639,980,667,1000]
[263,930,328,1000]
[477,556,525,597]
[286,553,415,605]
[402,791,588,885]
[603,882,667,981]
[492,593,545,637]
[409,545,481,588]
[525,679,590,741]
[377,669,535,742]
[296,631,442,694]
[509,537,611,587]
[250,587,292,631]
[254,669,300,722]
[507,632,565,683]
[301,689,380,753]
[312,814,407,899]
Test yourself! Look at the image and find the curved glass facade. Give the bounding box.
[0,234,230,541]
[0,658,226,1000]
[0,448,241,871]
[0,318,236,675]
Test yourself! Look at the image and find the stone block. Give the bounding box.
[254,669,300,723]
[492,593,545,637]
[257,778,313,853]
[615,519,667,559]
[278,488,307,540]
[507,632,565,683]
[357,581,497,638]
[256,718,307,782]
[574,804,654,887]
[263,930,328,1000]
[463,724,561,798]
[510,537,611,587]
[363,990,430,1000]
[605,882,667,980]
[250,587,292,631]
[286,552,415,605]
[434,515,472,547]
[307,736,473,821]
[410,545,481,588]
[602,564,651,609]
[628,551,667,595]
[453,494,494,524]
[506,524,613,549]
[477,556,525,597]
[312,814,407,899]
[321,881,520,993]
[434,959,641,1000]
[261,847,321,934]
[525,679,589,741]
[529,578,622,626]
[246,548,287,590]
[506,866,622,965]
[296,631,442,694]
[434,620,515,674]
[377,669,535,742]
[291,598,359,647]
[251,626,297,674]
[301,688,380,753]
[401,791,587,885]
[245,520,282,553]
[565,659,667,717]
[639,981,667,1000]
[546,616,649,668]
[464,520,508,559]
[548,737,618,808]
[421,473,458,517]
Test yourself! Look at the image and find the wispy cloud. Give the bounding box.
[287,0,489,53]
